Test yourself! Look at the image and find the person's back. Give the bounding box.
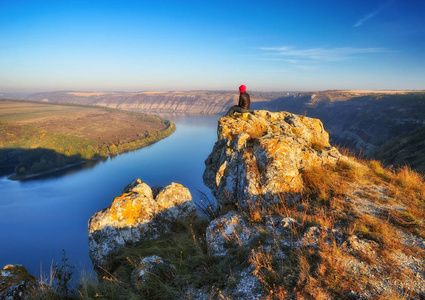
[226,84,251,116]
[238,89,250,110]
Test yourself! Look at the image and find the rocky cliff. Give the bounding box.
[203,110,355,211]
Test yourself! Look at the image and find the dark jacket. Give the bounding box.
[238,91,250,110]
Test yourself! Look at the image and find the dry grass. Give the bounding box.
[368,162,425,238]
[242,155,425,298]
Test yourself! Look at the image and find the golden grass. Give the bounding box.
[242,155,425,297]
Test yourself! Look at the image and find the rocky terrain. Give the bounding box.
[1,110,424,299]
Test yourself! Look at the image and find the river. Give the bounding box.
[0,115,219,279]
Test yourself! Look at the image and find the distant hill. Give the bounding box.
[23,90,288,115]
[22,89,425,172]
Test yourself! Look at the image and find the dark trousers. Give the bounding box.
[226,105,249,116]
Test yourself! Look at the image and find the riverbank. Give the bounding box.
[0,99,176,180]
[5,121,176,181]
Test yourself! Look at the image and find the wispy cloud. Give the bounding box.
[260,46,388,62]
[354,0,395,27]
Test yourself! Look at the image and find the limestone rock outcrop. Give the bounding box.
[203,110,351,210]
[131,256,175,290]
[206,211,301,258]
[88,179,196,267]
[0,264,41,300]
[206,211,259,257]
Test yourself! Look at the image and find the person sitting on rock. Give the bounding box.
[226,84,251,116]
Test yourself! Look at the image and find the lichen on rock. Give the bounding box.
[131,255,175,290]
[203,110,352,210]
[0,264,41,300]
[88,179,196,268]
[206,211,258,257]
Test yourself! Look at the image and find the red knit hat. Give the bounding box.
[239,85,247,93]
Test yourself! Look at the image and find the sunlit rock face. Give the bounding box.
[88,179,196,267]
[0,264,41,299]
[203,110,349,210]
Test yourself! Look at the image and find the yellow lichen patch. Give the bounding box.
[264,172,304,194]
[107,195,145,227]
[157,201,174,212]
[259,138,287,158]
[216,162,228,187]
[300,118,330,147]
[243,152,261,179]
[301,151,315,163]
[239,113,250,122]
[120,203,140,226]
[247,122,268,139]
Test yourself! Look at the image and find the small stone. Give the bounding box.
[300,225,344,248]
[131,256,175,290]
[206,211,258,257]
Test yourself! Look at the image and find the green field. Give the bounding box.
[0,99,175,179]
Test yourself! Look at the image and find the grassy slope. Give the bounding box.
[0,99,175,178]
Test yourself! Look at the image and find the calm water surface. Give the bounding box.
[0,116,219,278]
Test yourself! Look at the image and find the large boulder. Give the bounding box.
[88,179,196,267]
[203,110,351,210]
[0,264,41,300]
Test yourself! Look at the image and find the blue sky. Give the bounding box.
[1,0,424,92]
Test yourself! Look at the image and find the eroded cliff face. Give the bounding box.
[203,110,354,210]
[25,90,286,115]
[88,179,196,267]
[25,91,240,115]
